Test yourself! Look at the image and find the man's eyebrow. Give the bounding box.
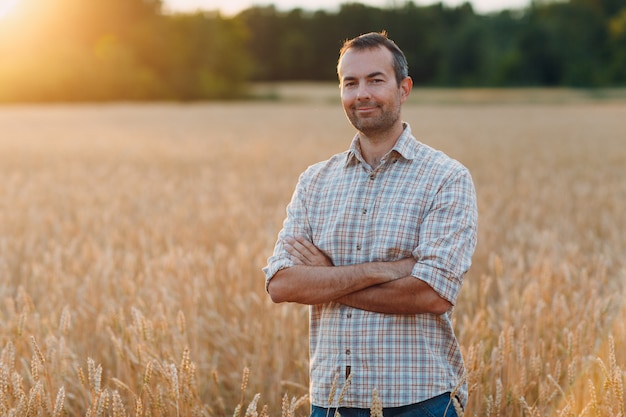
[341,71,387,82]
[366,71,386,78]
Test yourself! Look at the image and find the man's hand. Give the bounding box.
[283,235,333,266]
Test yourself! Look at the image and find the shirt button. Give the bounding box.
[362,208,367,214]
[369,173,375,180]
[347,313,352,318]
[356,244,361,251]
[346,349,351,355]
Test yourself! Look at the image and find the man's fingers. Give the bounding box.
[291,236,317,259]
[293,235,333,267]
[294,235,319,253]
[283,235,333,266]
[284,236,313,263]
[290,255,304,265]
[285,236,314,257]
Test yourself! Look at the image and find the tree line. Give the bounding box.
[242,0,626,87]
[1,0,625,101]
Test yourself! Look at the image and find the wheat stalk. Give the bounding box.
[333,372,353,416]
[370,388,382,417]
[53,386,65,417]
[234,367,251,417]
[111,389,126,417]
[328,371,339,407]
[245,393,261,417]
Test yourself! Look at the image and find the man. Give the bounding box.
[263,31,478,417]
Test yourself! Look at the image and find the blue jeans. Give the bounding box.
[310,392,460,417]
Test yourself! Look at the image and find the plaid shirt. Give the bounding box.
[263,124,478,409]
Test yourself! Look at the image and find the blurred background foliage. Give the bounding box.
[0,0,625,101]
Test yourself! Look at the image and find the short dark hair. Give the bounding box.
[337,31,409,85]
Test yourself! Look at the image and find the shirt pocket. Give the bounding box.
[369,194,426,261]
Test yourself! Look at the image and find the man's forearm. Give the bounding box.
[267,259,413,305]
[336,276,453,315]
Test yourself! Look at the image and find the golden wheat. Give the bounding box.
[0,90,624,416]
[370,388,382,417]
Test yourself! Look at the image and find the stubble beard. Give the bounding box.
[347,103,401,138]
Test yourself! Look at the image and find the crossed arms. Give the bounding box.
[267,235,453,315]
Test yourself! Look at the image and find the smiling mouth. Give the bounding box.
[355,105,378,113]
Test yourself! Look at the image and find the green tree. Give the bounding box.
[499,18,563,86]
[277,9,317,80]
[607,8,626,83]
[238,6,284,80]
[383,3,445,85]
[132,13,252,99]
[437,13,488,85]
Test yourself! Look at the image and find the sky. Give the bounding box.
[161,0,531,16]
[0,0,531,19]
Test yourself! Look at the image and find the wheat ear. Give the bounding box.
[370,388,382,417]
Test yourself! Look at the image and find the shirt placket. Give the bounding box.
[344,161,386,384]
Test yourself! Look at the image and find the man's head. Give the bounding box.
[337,31,409,86]
[337,31,412,138]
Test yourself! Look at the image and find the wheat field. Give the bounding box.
[0,89,625,416]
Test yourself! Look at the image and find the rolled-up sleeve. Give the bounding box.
[262,172,313,290]
[411,167,478,305]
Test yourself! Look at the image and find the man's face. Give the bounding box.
[338,46,411,137]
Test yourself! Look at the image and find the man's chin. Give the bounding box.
[349,116,376,131]
[352,119,387,135]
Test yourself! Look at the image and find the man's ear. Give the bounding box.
[400,76,413,102]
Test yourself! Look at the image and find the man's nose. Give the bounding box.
[356,84,371,100]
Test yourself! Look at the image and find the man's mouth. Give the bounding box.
[354,104,378,113]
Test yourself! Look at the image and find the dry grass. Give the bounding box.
[0,91,624,416]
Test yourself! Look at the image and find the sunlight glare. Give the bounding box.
[0,0,19,19]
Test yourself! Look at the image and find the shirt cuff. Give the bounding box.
[262,258,294,292]
[411,262,462,305]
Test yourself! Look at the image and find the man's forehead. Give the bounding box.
[338,47,394,78]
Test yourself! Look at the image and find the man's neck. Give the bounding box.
[358,123,405,168]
